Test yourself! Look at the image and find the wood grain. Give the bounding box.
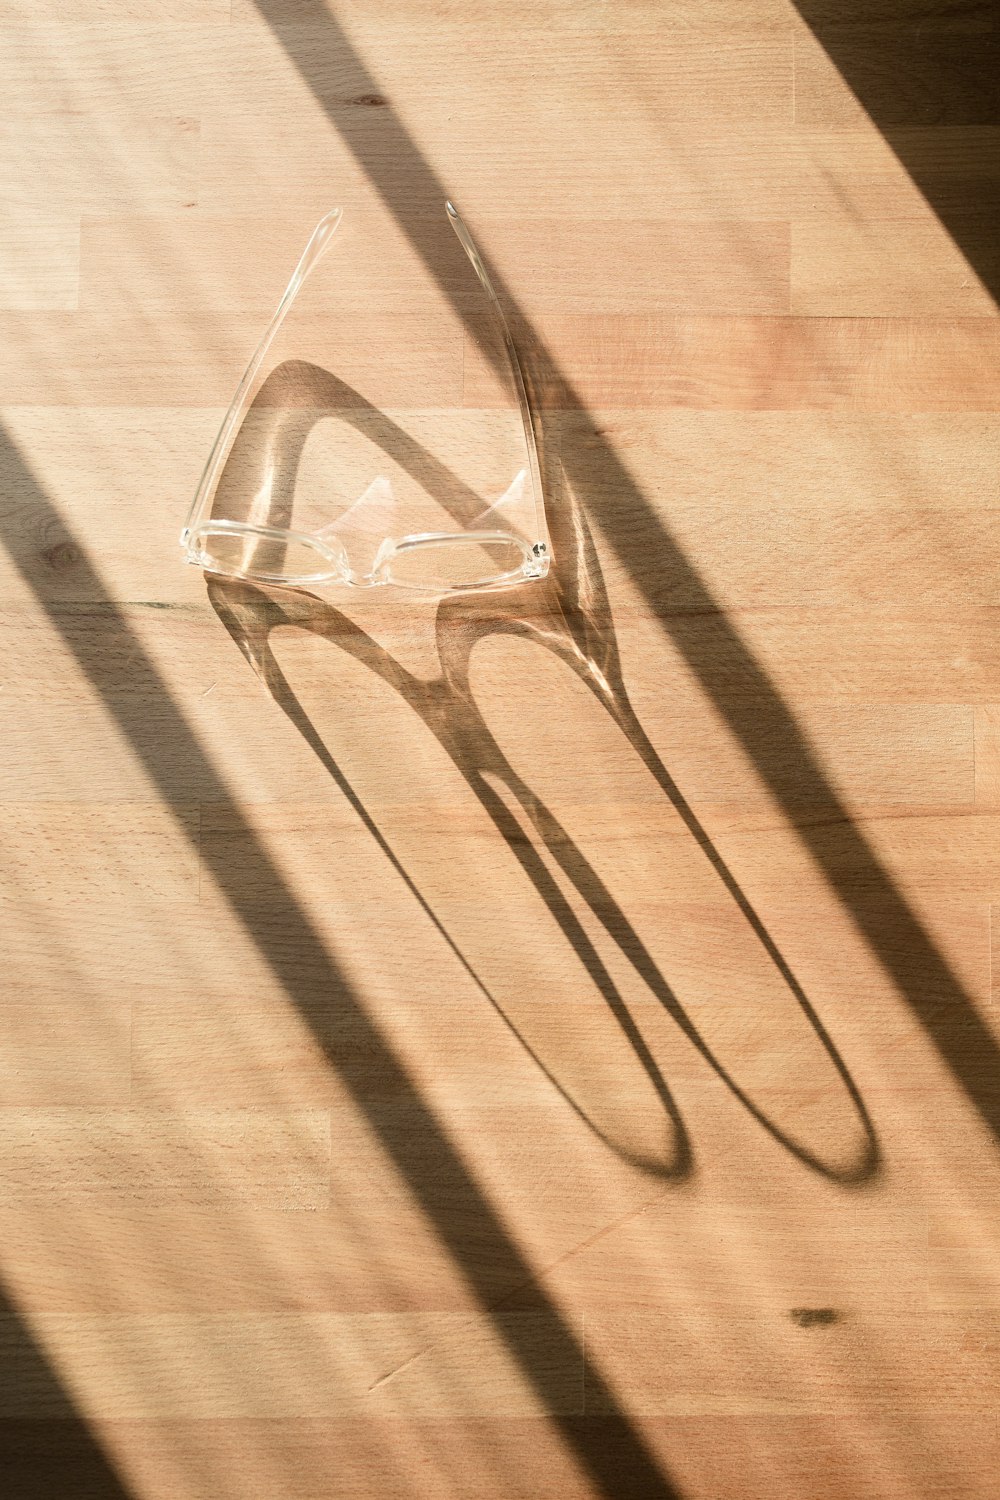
[81,214,794,316]
[3,0,1000,1495]
[465,314,1000,410]
[791,216,1000,317]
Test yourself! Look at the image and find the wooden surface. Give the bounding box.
[2,1,1000,1496]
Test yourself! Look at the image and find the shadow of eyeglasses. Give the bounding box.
[205,357,879,1186]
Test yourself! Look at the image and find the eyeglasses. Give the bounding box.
[180,203,550,594]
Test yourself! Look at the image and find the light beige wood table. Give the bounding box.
[2,1,999,1496]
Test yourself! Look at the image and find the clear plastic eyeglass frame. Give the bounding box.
[180,202,550,594]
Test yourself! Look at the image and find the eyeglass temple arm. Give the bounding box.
[445,202,547,552]
[181,209,344,547]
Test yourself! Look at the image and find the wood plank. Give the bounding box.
[0,0,230,18]
[0,312,462,405]
[556,411,1000,510]
[586,1308,1000,1413]
[467,314,1000,410]
[206,29,794,130]
[198,113,999,222]
[0,1310,581,1419]
[791,216,999,317]
[232,0,799,29]
[46,651,951,815]
[0,805,199,901]
[81,213,792,316]
[0,1110,330,1208]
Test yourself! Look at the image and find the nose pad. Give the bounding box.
[313,474,398,581]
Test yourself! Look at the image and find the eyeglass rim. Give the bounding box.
[187,519,542,592]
